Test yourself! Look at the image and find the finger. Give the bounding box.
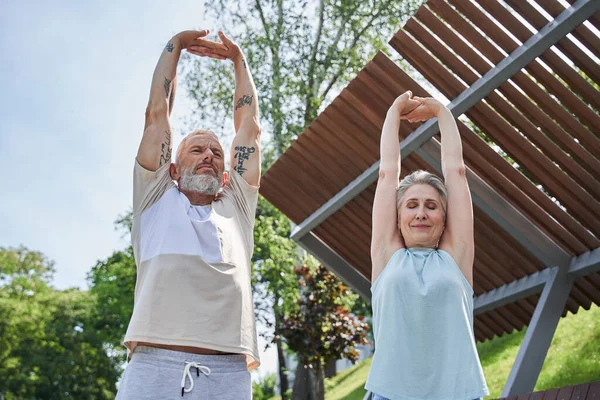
[190,38,228,51]
[218,31,234,46]
[188,45,228,58]
[186,49,226,60]
[398,90,413,101]
[205,53,227,60]
[401,105,424,121]
[402,99,421,114]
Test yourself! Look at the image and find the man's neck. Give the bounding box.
[179,188,215,206]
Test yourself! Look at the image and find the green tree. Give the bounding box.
[0,246,119,399]
[184,0,420,157]
[281,265,369,400]
[87,212,136,360]
[252,373,277,400]
[252,196,300,398]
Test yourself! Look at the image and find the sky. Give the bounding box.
[0,0,277,379]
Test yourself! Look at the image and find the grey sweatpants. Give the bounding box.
[116,346,251,400]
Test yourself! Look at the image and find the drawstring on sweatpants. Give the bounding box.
[181,361,211,397]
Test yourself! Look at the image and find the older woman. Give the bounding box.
[365,91,489,400]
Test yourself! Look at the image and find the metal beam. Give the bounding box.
[568,247,600,279]
[291,0,599,259]
[416,140,570,268]
[501,266,574,397]
[291,162,380,242]
[474,268,553,315]
[297,232,372,301]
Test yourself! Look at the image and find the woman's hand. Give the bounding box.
[400,96,446,123]
[391,91,421,116]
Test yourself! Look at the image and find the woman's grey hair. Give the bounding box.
[397,170,448,214]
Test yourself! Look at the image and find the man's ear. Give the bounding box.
[222,171,229,187]
[169,163,180,181]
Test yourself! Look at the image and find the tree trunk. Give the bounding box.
[324,358,336,378]
[292,361,324,400]
[275,317,289,400]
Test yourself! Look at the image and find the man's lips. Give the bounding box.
[411,224,431,228]
[196,164,216,173]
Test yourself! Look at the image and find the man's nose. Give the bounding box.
[202,149,214,161]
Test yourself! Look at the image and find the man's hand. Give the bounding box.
[173,30,221,50]
[400,96,445,123]
[186,31,243,62]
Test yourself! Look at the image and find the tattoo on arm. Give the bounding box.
[165,42,174,53]
[233,146,256,176]
[235,94,253,111]
[242,59,247,69]
[164,77,172,98]
[159,130,172,166]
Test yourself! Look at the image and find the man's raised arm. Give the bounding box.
[229,34,261,187]
[137,30,219,172]
[187,31,261,187]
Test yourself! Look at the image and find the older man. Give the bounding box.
[116,29,261,400]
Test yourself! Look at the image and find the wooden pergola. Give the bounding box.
[260,0,600,396]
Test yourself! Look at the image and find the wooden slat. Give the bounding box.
[443,0,600,150]
[537,0,600,60]
[471,0,600,145]
[585,381,600,399]
[405,16,600,198]
[544,388,560,400]
[415,6,600,181]
[529,392,544,400]
[504,0,600,84]
[571,383,590,400]
[475,313,500,339]
[557,385,574,400]
[430,1,600,113]
[390,29,600,236]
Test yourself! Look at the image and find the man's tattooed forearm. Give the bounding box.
[233,146,256,176]
[159,130,172,166]
[235,95,253,110]
[165,42,174,53]
[164,77,172,98]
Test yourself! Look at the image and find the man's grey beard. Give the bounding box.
[179,167,222,195]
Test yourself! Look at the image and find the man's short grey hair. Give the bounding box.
[397,170,448,214]
[176,129,221,164]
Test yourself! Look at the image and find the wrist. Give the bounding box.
[390,99,406,115]
[170,34,184,50]
[232,51,245,64]
[436,104,450,118]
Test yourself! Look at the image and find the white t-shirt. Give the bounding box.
[124,160,260,370]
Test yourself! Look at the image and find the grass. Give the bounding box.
[324,303,600,400]
[325,358,372,400]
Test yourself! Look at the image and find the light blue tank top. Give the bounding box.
[365,248,489,400]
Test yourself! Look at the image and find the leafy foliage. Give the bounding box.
[0,246,119,399]
[281,265,370,368]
